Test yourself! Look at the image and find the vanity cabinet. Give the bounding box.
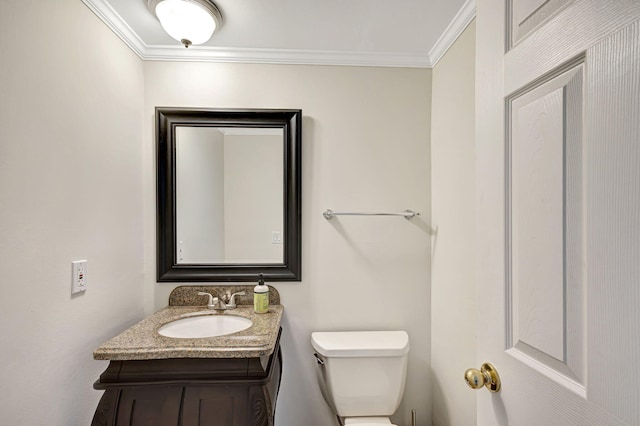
[92,330,282,426]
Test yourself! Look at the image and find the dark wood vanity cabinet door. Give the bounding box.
[182,385,249,426]
[92,330,282,426]
[93,384,273,426]
[115,386,182,426]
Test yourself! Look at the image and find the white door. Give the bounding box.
[475,0,640,424]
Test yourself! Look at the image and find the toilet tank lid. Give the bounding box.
[311,331,410,357]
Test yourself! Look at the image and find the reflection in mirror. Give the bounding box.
[156,108,301,282]
[176,127,284,264]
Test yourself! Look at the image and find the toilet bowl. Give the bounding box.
[311,331,410,426]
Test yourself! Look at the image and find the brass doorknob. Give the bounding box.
[464,362,501,393]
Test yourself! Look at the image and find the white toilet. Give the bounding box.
[311,330,410,426]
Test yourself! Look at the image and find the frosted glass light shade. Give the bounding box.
[149,0,222,46]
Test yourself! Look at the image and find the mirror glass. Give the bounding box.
[176,126,284,264]
[156,108,301,282]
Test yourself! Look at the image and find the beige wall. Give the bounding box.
[0,0,145,424]
[430,20,477,426]
[143,62,432,425]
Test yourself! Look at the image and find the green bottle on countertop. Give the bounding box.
[253,273,269,314]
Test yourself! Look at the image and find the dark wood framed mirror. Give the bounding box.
[156,108,301,282]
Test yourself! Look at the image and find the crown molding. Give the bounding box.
[143,45,432,67]
[428,0,476,66]
[82,0,431,68]
[81,0,146,57]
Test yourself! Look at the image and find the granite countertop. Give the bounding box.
[93,304,283,361]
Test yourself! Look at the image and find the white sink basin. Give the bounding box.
[158,315,253,338]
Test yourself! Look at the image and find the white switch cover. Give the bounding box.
[72,260,87,295]
[271,231,282,244]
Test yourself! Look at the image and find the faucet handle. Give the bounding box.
[197,292,215,309]
[227,291,246,309]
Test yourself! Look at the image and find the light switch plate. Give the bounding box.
[271,231,282,244]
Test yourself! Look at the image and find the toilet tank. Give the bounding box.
[311,331,410,418]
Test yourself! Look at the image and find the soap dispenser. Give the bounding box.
[254,273,269,314]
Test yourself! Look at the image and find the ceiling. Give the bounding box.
[82,0,474,67]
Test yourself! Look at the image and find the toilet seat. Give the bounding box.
[348,424,397,426]
[347,424,397,426]
[344,418,396,425]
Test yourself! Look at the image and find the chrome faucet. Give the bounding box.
[198,290,245,310]
[197,291,226,310]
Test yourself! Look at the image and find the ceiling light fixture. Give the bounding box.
[148,0,222,48]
